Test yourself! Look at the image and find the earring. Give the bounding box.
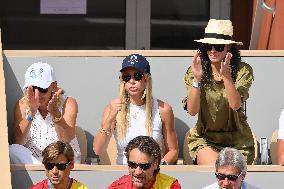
[141,89,146,100]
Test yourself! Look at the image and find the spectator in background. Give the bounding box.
[10,62,81,164]
[202,147,259,189]
[108,136,181,189]
[28,141,88,189]
[182,19,255,165]
[93,54,178,165]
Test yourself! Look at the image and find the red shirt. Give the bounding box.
[108,174,181,189]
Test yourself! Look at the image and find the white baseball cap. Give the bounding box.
[23,62,56,90]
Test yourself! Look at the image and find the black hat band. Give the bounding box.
[204,33,232,40]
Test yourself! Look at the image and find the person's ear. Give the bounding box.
[241,173,246,181]
[69,161,75,170]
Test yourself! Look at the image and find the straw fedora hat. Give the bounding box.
[195,19,243,45]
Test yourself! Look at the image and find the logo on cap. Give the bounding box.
[30,68,43,79]
[128,55,139,65]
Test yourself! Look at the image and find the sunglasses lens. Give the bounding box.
[227,175,238,181]
[45,163,55,170]
[32,86,48,93]
[139,163,152,170]
[128,161,138,169]
[213,44,225,52]
[134,72,143,81]
[122,75,131,82]
[56,163,68,170]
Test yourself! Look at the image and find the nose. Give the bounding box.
[51,166,59,174]
[222,178,231,186]
[134,166,143,174]
[211,46,217,52]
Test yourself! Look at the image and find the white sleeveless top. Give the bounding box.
[24,95,81,163]
[114,98,164,164]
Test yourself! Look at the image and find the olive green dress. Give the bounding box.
[182,62,255,164]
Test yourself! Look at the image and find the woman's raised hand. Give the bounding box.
[107,99,124,123]
[220,52,233,79]
[191,53,203,81]
[47,88,64,117]
[26,86,40,115]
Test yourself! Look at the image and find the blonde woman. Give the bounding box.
[10,62,81,164]
[93,54,178,165]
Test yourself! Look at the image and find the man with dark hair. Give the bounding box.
[108,136,181,189]
[29,141,88,189]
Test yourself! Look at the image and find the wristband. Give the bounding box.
[192,80,201,89]
[26,115,33,122]
[100,128,111,136]
[25,108,33,122]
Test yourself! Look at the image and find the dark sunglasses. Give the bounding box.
[127,161,152,170]
[32,86,49,93]
[45,162,70,170]
[200,44,226,52]
[121,72,144,82]
[215,172,242,181]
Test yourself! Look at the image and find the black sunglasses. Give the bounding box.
[121,72,144,82]
[215,172,242,181]
[200,44,226,52]
[127,161,152,170]
[32,86,49,93]
[45,162,70,171]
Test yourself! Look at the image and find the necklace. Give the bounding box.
[132,111,138,119]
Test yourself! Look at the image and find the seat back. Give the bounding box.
[183,129,193,165]
[270,129,278,164]
[98,135,117,165]
[75,126,87,164]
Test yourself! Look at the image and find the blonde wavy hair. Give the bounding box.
[116,73,153,139]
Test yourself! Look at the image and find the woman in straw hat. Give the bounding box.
[182,19,255,165]
[10,62,81,164]
[93,54,178,165]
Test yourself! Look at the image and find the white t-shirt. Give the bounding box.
[114,97,164,164]
[202,181,260,189]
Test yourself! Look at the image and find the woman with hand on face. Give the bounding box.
[93,54,178,165]
[10,62,81,164]
[183,19,255,165]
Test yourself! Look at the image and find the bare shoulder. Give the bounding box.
[157,99,173,113]
[65,96,77,106]
[158,99,173,118]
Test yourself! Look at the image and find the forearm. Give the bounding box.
[186,86,201,116]
[93,121,113,155]
[223,77,242,110]
[13,120,31,144]
[163,149,179,164]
